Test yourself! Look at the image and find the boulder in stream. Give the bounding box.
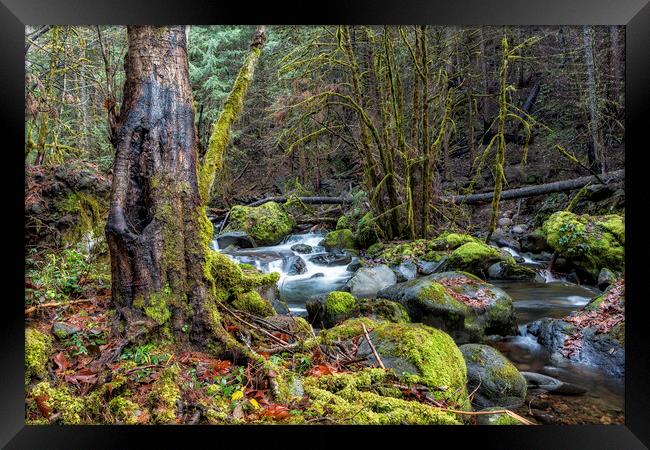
[225,201,295,246]
[526,280,625,377]
[391,261,418,282]
[306,291,409,328]
[487,261,545,282]
[460,344,527,408]
[345,265,397,297]
[215,231,256,249]
[310,251,352,267]
[377,271,517,343]
[290,243,313,254]
[442,242,513,279]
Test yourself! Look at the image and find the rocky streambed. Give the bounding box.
[211,226,624,425]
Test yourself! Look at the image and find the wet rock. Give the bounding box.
[511,224,528,234]
[526,283,625,377]
[283,255,307,275]
[310,251,352,267]
[416,259,445,275]
[321,229,356,250]
[597,268,617,291]
[521,372,587,395]
[392,261,418,282]
[215,231,256,249]
[51,322,81,340]
[307,293,410,328]
[498,217,512,227]
[346,259,362,272]
[488,262,545,282]
[345,265,397,298]
[519,230,551,253]
[310,273,325,279]
[290,243,313,254]
[460,344,527,408]
[377,272,517,343]
[491,230,521,251]
[264,315,312,340]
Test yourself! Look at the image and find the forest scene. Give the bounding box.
[24,25,625,425]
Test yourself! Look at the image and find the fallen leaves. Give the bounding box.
[52,352,70,375]
[306,364,339,377]
[34,395,51,420]
[260,404,290,420]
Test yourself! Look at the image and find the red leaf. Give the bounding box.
[261,404,290,420]
[307,364,338,377]
[34,395,51,419]
[64,368,98,385]
[52,352,70,375]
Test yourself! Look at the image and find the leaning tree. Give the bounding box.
[105,26,271,356]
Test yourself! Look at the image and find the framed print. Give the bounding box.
[2,0,649,448]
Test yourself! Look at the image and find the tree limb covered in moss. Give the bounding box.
[199,26,267,203]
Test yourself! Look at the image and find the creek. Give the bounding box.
[213,232,624,421]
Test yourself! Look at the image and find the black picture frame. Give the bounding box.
[2,1,649,448]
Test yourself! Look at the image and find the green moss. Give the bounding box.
[150,365,181,424]
[209,251,280,295]
[108,396,140,425]
[324,291,357,315]
[336,214,352,230]
[318,317,384,345]
[358,298,411,324]
[368,322,468,406]
[355,212,380,249]
[57,191,106,246]
[542,211,624,274]
[199,44,263,203]
[431,232,480,250]
[143,287,173,326]
[225,202,295,245]
[446,242,505,276]
[25,328,52,384]
[232,290,275,317]
[366,242,385,257]
[302,369,461,424]
[417,282,468,311]
[30,382,85,424]
[321,228,356,250]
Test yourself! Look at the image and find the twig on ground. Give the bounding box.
[361,324,385,369]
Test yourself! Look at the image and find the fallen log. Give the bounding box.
[445,169,624,204]
[246,196,352,207]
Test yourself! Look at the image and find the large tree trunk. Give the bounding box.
[106,26,213,344]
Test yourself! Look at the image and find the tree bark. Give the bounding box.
[106,26,213,343]
[583,26,606,174]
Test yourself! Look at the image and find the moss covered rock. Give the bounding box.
[25,328,52,384]
[354,212,380,249]
[232,290,276,317]
[226,201,295,245]
[30,382,85,424]
[302,368,462,424]
[542,211,624,278]
[321,229,356,250]
[475,407,524,425]
[459,344,527,408]
[377,271,517,343]
[358,322,469,405]
[307,292,410,329]
[487,261,544,282]
[444,242,512,278]
[430,232,481,251]
[150,365,181,424]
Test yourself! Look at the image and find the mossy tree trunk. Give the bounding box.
[106,26,216,345]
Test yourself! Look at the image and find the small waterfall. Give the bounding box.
[502,246,536,264]
[539,269,558,283]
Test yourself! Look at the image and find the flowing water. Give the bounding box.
[212,232,354,315]
[214,232,623,418]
